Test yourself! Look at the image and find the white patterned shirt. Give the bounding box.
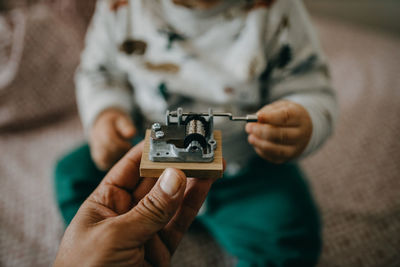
[76,0,337,169]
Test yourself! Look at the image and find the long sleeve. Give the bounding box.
[264,0,338,157]
[75,0,133,134]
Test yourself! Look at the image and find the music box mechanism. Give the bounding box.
[149,108,258,163]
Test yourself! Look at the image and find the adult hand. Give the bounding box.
[89,108,137,170]
[54,142,217,267]
[245,100,312,164]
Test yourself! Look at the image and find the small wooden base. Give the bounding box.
[140,130,223,179]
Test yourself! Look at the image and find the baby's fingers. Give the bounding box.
[257,100,303,127]
[246,123,302,145]
[248,135,297,163]
[109,136,132,155]
[92,133,132,171]
[115,115,137,139]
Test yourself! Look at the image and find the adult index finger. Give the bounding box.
[159,177,215,253]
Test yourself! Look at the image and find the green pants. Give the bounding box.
[54,144,321,267]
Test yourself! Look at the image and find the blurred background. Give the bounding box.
[305,0,400,34]
[1,0,399,266]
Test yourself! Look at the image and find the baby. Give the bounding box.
[55,0,337,266]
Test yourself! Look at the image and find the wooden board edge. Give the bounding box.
[140,130,223,179]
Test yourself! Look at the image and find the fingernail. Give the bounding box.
[160,168,182,196]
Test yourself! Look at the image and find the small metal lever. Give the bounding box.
[168,111,258,123]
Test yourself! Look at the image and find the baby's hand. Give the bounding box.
[245,100,312,164]
[89,108,137,171]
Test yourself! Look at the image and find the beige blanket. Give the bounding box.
[0,5,399,266]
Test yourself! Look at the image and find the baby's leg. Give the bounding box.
[198,158,321,267]
[54,144,106,226]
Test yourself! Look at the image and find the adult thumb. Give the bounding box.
[118,168,186,246]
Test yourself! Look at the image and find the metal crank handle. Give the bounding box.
[226,114,258,122]
[168,111,258,123]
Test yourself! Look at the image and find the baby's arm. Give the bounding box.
[246,0,337,163]
[76,1,136,170]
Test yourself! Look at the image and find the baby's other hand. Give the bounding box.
[245,100,312,164]
[89,108,137,171]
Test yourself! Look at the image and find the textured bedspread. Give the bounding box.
[1,12,399,267]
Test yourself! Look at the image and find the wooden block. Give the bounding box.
[140,130,223,179]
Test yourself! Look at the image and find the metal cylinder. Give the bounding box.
[184,119,207,149]
[186,119,206,138]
